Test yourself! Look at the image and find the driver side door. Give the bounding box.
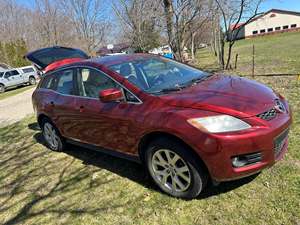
[3,71,18,87]
[72,67,141,154]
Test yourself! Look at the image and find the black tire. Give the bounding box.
[0,84,5,93]
[29,77,36,85]
[40,118,65,152]
[145,138,208,199]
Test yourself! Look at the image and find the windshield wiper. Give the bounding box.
[182,74,214,87]
[150,87,182,94]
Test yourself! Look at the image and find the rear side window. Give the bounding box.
[56,69,75,95]
[10,70,20,75]
[40,75,57,90]
[22,68,35,73]
[0,72,3,78]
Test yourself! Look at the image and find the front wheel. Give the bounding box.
[0,84,5,93]
[29,77,36,85]
[41,119,65,151]
[145,138,207,199]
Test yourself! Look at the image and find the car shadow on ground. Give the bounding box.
[29,122,260,200]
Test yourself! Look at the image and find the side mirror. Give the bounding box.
[99,88,124,103]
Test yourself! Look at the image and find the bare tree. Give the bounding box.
[214,0,263,69]
[113,0,162,52]
[162,0,210,61]
[60,0,110,54]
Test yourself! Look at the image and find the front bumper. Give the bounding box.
[190,109,292,182]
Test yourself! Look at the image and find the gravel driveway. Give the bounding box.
[0,87,35,127]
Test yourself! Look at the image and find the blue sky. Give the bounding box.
[260,0,300,12]
[18,0,300,13]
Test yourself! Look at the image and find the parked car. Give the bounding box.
[0,66,38,93]
[26,46,292,199]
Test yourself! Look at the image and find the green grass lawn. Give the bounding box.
[197,31,300,76]
[0,85,35,101]
[0,76,299,225]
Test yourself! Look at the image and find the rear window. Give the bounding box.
[22,68,35,73]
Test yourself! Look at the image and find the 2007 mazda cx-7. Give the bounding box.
[26,46,292,199]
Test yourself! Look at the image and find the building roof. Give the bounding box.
[229,9,300,31]
[250,9,300,23]
[230,23,245,31]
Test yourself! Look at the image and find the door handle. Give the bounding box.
[79,105,84,113]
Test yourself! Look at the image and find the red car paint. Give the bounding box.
[44,58,85,73]
[32,54,292,182]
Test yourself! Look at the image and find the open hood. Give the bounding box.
[25,46,89,71]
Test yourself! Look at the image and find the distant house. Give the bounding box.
[229,9,300,40]
[96,43,134,56]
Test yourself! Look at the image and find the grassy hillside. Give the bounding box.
[0,76,299,225]
[197,31,300,76]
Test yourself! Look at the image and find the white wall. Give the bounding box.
[245,12,300,37]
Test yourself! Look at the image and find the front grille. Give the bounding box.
[257,108,277,120]
[274,129,289,157]
[256,99,286,121]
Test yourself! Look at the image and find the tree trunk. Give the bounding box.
[163,0,173,49]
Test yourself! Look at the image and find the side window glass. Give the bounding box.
[40,75,57,90]
[11,70,19,75]
[4,72,11,78]
[56,69,75,95]
[77,68,119,98]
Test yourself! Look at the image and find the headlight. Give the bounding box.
[187,115,251,133]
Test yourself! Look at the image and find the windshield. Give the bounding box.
[109,57,210,94]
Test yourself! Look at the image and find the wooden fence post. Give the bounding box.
[234,53,239,69]
[252,45,255,78]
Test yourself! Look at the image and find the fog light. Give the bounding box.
[232,156,248,168]
[231,152,262,168]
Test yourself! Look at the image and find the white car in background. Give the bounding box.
[0,66,38,93]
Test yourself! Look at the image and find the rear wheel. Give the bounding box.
[29,77,36,85]
[145,138,207,199]
[0,84,5,93]
[41,119,65,151]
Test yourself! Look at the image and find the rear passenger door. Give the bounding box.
[50,68,79,139]
[9,70,23,85]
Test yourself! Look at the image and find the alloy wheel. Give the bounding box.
[0,85,4,93]
[29,77,36,85]
[43,122,60,150]
[151,149,191,193]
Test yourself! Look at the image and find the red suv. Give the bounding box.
[26,46,292,199]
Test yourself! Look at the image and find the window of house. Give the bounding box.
[275,27,281,31]
[267,28,273,32]
[260,29,266,33]
[283,25,289,29]
[252,30,258,35]
[291,24,297,28]
[56,69,75,95]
